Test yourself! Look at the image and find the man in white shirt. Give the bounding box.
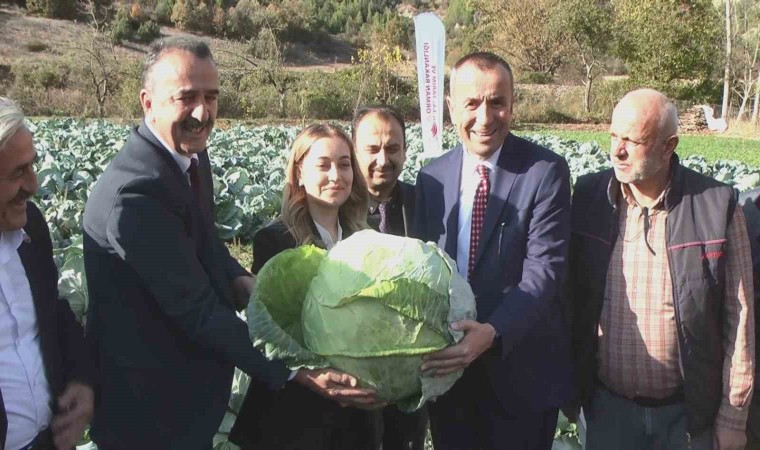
[0,97,94,450]
[413,52,574,450]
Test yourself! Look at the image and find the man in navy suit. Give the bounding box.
[0,97,94,450]
[414,52,574,450]
[83,37,377,450]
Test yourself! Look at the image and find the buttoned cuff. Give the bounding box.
[716,401,749,431]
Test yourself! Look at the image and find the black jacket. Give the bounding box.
[231,221,375,450]
[83,124,289,450]
[569,156,739,435]
[0,203,94,448]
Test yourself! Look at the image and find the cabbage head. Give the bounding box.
[248,229,477,411]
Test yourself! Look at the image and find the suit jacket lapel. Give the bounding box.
[18,236,45,328]
[137,122,194,192]
[474,134,523,265]
[443,147,463,258]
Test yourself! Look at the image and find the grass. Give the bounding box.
[520,130,760,167]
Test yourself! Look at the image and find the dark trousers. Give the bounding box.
[585,386,713,450]
[18,429,55,450]
[428,360,558,450]
[371,405,429,450]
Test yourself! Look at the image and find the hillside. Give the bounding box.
[0,4,361,69]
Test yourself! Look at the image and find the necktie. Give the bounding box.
[378,202,389,234]
[468,164,490,280]
[187,158,202,204]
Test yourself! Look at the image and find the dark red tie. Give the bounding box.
[468,164,490,280]
[187,158,202,204]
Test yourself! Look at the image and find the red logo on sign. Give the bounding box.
[431,123,438,137]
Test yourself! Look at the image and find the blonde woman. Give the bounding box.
[229,124,376,450]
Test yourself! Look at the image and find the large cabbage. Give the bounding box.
[248,229,477,411]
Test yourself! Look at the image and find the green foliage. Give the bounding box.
[110,6,161,43]
[26,0,78,19]
[109,61,143,118]
[171,0,211,32]
[12,60,70,91]
[592,78,723,119]
[25,41,49,52]
[444,0,474,30]
[154,0,175,23]
[110,8,134,43]
[611,0,721,82]
[135,19,161,42]
[520,71,554,84]
[475,0,569,75]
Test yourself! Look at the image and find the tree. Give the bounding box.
[249,25,298,118]
[557,0,613,113]
[611,0,722,83]
[75,22,121,118]
[445,0,474,30]
[474,0,568,75]
[26,0,78,18]
[219,22,298,118]
[171,0,211,33]
[730,0,760,121]
[722,0,732,119]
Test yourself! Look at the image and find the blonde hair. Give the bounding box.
[279,124,368,246]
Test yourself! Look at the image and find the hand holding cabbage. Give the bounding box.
[248,229,477,411]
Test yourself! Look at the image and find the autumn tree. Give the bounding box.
[611,0,721,83]
[473,0,568,76]
[557,0,613,113]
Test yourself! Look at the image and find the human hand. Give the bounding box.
[713,424,747,450]
[231,275,255,311]
[294,368,387,410]
[420,320,497,377]
[51,382,94,450]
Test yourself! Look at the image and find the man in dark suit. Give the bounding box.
[414,52,574,450]
[0,97,94,450]
[83,37,377,450]
[352,105,426,450]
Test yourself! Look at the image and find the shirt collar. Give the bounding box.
[0,229,27,265]
[620,183,669,211]
[462,144,503,177]
[312,219,343,250]
[145,120,198,174]
[368,183,401,212]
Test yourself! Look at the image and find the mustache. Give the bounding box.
[372,161,396,172]
[181,116,214,131]
[14,189,33,203]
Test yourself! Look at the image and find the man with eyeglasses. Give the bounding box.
[566,88,755,450]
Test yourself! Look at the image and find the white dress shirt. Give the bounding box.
[145,121,198,182]
[456,145,503,278]
[313,220,343,250]
[0,229,52,450]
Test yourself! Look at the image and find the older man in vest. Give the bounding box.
[567,88,755,450]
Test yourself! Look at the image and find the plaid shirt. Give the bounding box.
[597,184,755,430]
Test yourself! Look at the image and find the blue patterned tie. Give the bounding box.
[378,202,388,234]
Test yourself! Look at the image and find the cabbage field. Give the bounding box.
[31,118,760,325]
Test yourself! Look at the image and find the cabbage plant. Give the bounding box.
[248,229,477,411]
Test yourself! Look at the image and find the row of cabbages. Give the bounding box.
[29,118,760,323]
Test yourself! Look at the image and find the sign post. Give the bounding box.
[413,12,446,159]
